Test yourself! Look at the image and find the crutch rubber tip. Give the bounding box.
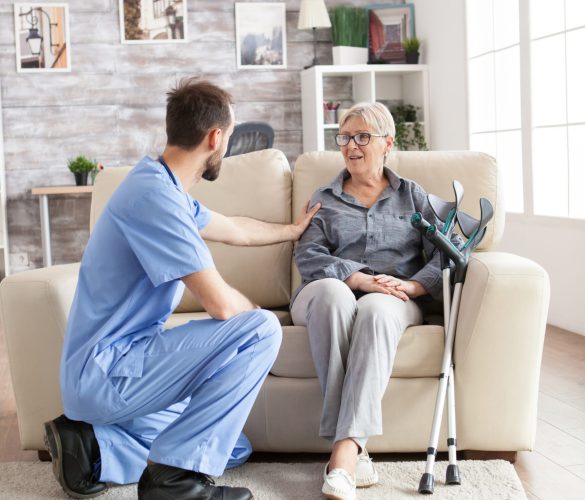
[418,473,434,494]
[446,464,461,485]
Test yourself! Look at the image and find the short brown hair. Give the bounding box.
[166,78,233,150]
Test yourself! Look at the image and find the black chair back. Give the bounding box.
[225,122,275,157]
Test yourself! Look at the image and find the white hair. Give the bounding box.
[339,102,396,139]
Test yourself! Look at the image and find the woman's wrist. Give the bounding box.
[407,280,427,298]
[344,271,365,291]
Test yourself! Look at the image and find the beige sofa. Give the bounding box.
[1,149,550,458]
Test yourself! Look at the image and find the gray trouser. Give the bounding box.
[291,278,422,449]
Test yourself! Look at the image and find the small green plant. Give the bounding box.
[392,104,428,151]
[330,6,368,48]
[402,37,421,54]
[67,155,96,174]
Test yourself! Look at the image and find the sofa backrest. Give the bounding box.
[90,149,293,312]
[291,150,504,292]
[90,149,502,310]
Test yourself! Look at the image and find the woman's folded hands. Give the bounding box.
[345,272,427,301]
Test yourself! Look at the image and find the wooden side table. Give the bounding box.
[31,185,93,267]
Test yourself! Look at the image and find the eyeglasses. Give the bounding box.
[335,133,387,147]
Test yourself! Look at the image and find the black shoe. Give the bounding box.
[43,414,108,499]
[137,463,253,500]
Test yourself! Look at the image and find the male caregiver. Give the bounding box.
[43,77,319,500]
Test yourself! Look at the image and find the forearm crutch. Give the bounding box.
[410,223,461,492]
[412,196,493,494]
[414,181,464,490]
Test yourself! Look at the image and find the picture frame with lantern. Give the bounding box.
[13,3,71,73]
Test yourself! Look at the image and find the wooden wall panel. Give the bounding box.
[70,13,122,43]
[0,13,13,44]
[0,0,395,271]
[6,170,75,196]
[3,106,119,139]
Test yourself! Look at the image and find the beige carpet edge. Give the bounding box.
[0,459,527,499]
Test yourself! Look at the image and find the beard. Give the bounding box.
[202,149,223,181]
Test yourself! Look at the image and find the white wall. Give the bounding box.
[413,0,468,151]
[414,0,584,336]
[499,216,585,336]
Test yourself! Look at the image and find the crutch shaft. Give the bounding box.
[447,368,457,463]
[444,269,458,469]
[440,284,461,374]
[422,284,462,472]
[446,366,461,485]
[442,269,451,331]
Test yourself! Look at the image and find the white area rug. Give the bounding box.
[0,460,526,499]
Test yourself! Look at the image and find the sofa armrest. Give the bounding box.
[454,252,550,451]
[0,263,80,449]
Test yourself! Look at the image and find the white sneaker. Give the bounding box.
[355,449,379,488]
[322,464,357,500]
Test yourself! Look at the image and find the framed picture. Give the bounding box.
[119,0,187,43]
[367,3,415,64]
[235,2,287,70]
[14,3,71,72]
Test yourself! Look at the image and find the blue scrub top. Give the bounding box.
[61,156,214,419]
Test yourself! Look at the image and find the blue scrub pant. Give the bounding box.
[87,309,281,485]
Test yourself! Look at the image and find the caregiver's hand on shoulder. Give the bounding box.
[292,201,321,239]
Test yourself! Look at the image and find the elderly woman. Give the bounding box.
[291,102,457,500]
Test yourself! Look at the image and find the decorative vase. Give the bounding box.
[332,46,368,66]
[74,172,89,186]
[405,51,420,64]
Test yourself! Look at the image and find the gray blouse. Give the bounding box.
[293,167,461,303]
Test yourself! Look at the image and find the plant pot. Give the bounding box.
[332,46,368,66]
[405,51,420,64]
[74,172,89,186]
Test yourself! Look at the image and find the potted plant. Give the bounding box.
[402,36,421,64]
[330,5,368,65]
[67,155,97,186]
[392,103,428,151]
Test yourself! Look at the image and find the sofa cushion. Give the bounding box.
[176,149,293,312]
[164,309,292,330]
[91,149,294,312]
[165,313,443,378]
[271,324,445,378]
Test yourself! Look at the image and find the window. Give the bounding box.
[153,0,173,19]
[467,0,523,213]
[466,0,585,219]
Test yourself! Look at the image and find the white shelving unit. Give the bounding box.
[301,64,430,152]
[0,90,9,277]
